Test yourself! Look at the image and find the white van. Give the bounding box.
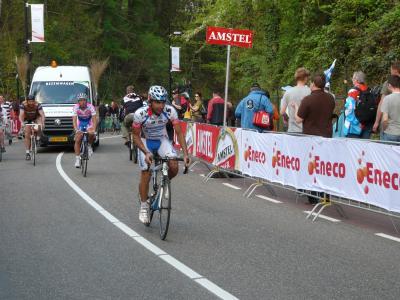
[29,65,99,147]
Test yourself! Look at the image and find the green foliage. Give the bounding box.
[1,0,399,105]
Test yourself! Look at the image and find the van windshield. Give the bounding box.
[30,81,90,104]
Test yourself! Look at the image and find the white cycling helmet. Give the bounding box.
[148,85,168,101]
[77,92,88,101]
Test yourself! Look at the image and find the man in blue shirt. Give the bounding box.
[235,83,273,131]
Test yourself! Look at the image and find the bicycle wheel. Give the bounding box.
[82,141,88,177]
[133,144,138,164]
[31,136,36,166]
[128,140,132,161]
[159,177,171,240]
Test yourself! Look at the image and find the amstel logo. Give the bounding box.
[213,127,239,169]
[185,123,194,154]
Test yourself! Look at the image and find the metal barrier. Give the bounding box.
[182,121,400,232]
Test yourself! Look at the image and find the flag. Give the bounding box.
[31,4,45,42]
[324,59,336,88]
[171,47,181,72]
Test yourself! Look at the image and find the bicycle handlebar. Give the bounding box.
[151,156,189,174]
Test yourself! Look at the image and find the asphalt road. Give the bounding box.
[1,134,400,300]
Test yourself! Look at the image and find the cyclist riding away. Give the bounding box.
[72,93,97,168]
[19,95,45,160]
[132,85,190,224]
[0,101,7,153]
[0,95,10,153]
[121,85,143,146]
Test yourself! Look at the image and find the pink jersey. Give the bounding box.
[73,103,96,129]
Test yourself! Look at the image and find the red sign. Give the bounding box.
[206,26,253,48]
[11,119,21,135]
[195,123,220,163]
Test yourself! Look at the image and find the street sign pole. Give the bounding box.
[205,26,253,128]
[223,45,231,128]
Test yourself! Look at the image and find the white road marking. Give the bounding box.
[375,233,400,243]
[303,211,341,223]
[56,152,238,300]
[222,183,241,190]
[255,195,282,204]
[100,135,122,140]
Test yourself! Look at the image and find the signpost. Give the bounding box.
[206,26,253,127]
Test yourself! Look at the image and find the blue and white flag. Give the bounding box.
[324,59,336,88]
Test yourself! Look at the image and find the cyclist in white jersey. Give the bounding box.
[132,85,190,224]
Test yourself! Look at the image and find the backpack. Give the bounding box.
[354,86,381,124]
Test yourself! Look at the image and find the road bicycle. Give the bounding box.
[79,130,89,177]
[146,155,188,240]
[25,123,41,166]
[127,132,138,163]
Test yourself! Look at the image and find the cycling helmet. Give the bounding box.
[148,85,168,101]
[27,94,35,101]
[77,92,88,101]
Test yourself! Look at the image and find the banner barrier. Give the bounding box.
[175,121,400,214]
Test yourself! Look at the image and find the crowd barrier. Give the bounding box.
[174,121,400,218]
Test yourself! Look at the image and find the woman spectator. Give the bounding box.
[190,92,205,123]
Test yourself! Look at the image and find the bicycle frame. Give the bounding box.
[25,123,41,166]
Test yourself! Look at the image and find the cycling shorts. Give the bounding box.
[78,119,94,132]
[138,138,177,171]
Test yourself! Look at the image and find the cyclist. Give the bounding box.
[19,95,45,160]
[0,95,10,153]
[0,102,7,153]
[132,85,190,224]
[72,93,97,168]
[121,85,143,146]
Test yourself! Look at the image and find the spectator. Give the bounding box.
[190,92,205,123]
[343,71,370,138]
[207,90,225,125]
[235,83,273,131]
[293,73,335,204]
[182,92,192,121]
[121,86,143,144]
[293,73,335,137]
[373,61,400,137]
[280,67,311,133]
[98,102,107,133]
[381,75,400,142]
[171,89,188,120]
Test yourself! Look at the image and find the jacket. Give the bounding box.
[235,90,273,131]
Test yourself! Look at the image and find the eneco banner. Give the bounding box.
[239,130,400,213]
[31,4,45,42]
[176,122,400,213]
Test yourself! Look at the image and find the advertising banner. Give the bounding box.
[31,4,45,42]
[206,26,253,48]
[173,121,195,155]
[239,130,400,213]
[171,47,181,72]
[11,119,21,135]
[213,127,241,170]
[195,123,220,164]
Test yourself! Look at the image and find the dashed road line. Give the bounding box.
[375,233,400,243]
[56,152,238,300]
[222,183,241,190]
[303,211,341,223]
[100,135,122,139]
[255,195,282,204]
